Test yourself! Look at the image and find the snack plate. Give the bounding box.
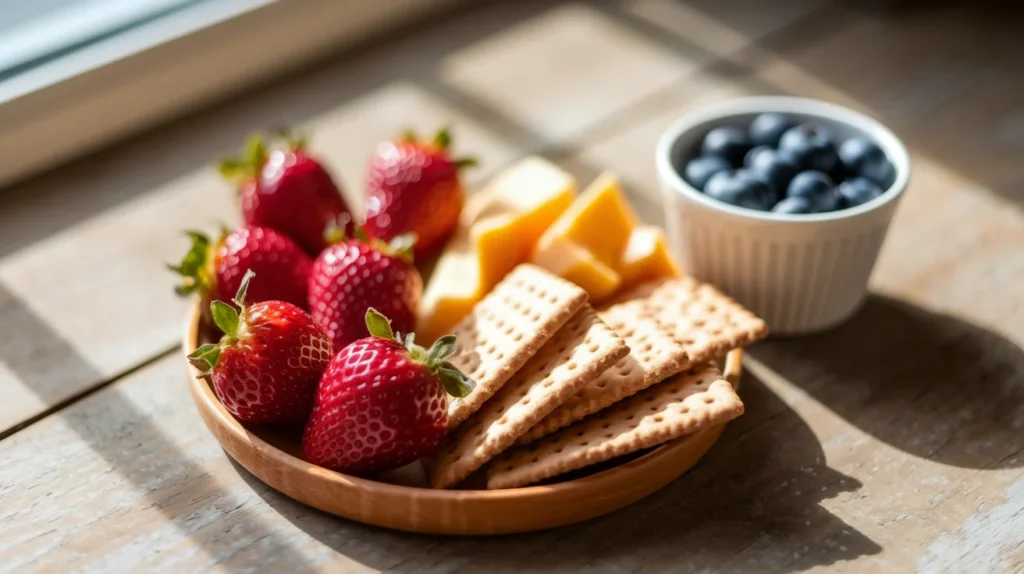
[183,300,743,535]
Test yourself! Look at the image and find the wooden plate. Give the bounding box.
[183,301,743,535]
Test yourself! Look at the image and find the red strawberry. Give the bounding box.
[188,270,332,424]
[308,230,422,352]
[302,309,473,474]
[170,225,311,310]
[364,127,476,261]
[220,131,354,255]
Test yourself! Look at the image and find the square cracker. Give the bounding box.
[446,264,588,428]
[488,363,743,489]
[619,276,767,369]
[429,306,628,488]
[517,298,689,443]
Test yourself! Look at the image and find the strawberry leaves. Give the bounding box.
[218,128,309,187]
[188,269,256,375]
[363,308,474,398]
[365,307,396,341]
[168,230,215,297]
[187,343,222,373]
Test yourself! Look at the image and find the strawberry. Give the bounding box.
[169,225,311,311]
[308,229,422,352]
[220,131,354,255]
[302,309,473,474]
[364,127,476,261]
[188,270,332,424]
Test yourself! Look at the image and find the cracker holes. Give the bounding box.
[625,415,635,421]
[554,447,563,454]
[587,343,600,353]
[513,333,524,342]
[566,361,577,371]
[654,415,664,423]
[605,433,614,439]
[579,441,589,447]
[543,380,554,388]
[703,396,714,404]
[601,423,610,429]
[597,381,607,389]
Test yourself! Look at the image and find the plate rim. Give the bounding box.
[183,299,743,529]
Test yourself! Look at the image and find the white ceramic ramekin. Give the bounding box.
[656,96,910,335]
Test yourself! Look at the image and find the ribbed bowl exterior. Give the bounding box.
[661,190,898,334]
[656,96,910,335]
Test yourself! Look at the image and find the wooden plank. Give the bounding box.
[0,34,521,436]
[1,352,1019,571]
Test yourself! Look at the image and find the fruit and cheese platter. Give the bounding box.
[174,122,776,535]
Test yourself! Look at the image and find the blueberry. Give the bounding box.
[838,137,895,188]
[779,123,840,174]
[683,155,731,191]
[703,170,771,211]
[837,177,883,207]
[772,196,814,214]
[700,126,749,167]
[748,112,794,147]
[747,148,799,197]
[743,145,774,168]
[787,170,839,212]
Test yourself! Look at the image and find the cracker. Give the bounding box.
[631,277,768,368]
[446,264,588,428]
[517,298,689,443]
[488,363,743,489]
[429,306,628,488]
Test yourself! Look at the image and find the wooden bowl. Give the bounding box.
[183,301,743,535]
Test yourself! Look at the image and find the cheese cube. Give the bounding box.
[416,232,482,344]
[539,171,637,269]
[469,156,575,292]
[416,156,576,343]
[530,235,621,304]
[618,225,680,290]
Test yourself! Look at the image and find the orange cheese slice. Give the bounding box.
[530,235,621,304]
[538,171,638,269]
[417,157,576,343]
[617,225,680,291]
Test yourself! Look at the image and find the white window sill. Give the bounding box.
[0,0,462,188]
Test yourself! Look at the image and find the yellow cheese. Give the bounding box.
[539,171,637,268]
[530,235,621,304]
[417,156,576,343]
[617,225,680,290]
[416,231,482,344]
[469,156,576,292]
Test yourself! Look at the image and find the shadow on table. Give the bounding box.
[752,294,1024,470]
[245,368,879,572]
[752,1,1024,207]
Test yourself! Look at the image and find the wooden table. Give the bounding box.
[2,1,1022,571]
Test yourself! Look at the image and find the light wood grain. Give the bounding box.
[3,0,1024,570]
[0,39,520,437]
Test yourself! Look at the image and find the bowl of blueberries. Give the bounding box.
[656,96,910,334]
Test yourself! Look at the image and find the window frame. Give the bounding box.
[0,0,461,188]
